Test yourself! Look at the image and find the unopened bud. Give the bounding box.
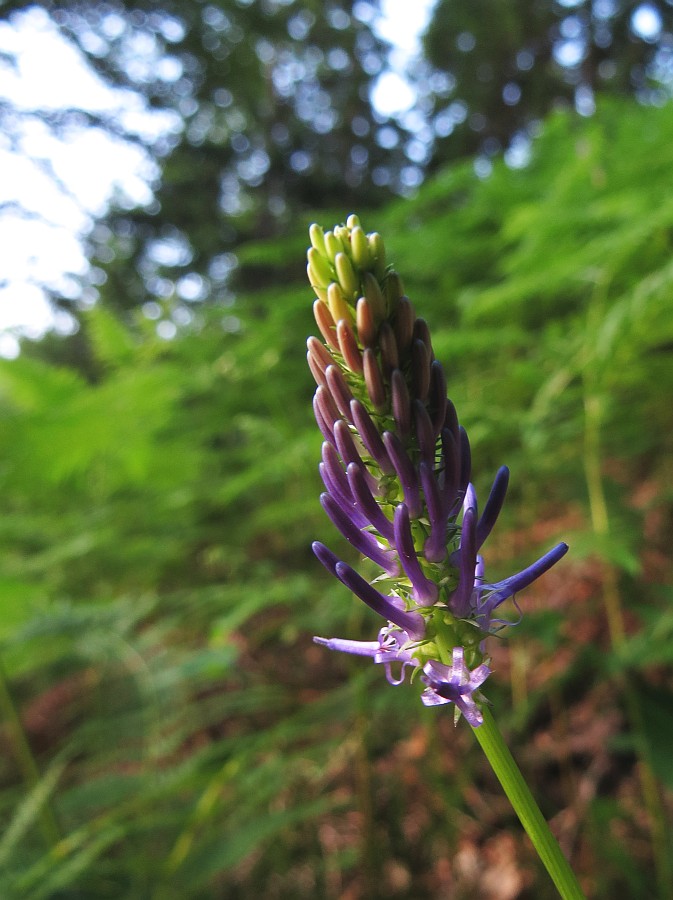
[337,320,363,374]
[368,232,386,281]
[393,296,416,358]
[307,247,333,288]
[313,300,339,350]
[327,282,352,326]
[356,297,377,348]
[412,339,431,401]
[350,226,371,270]
[363,348,387,412]
[335,252,360,300]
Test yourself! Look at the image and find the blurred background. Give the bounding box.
[1,1,673,897]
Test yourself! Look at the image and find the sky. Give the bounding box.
[0,0,437,356]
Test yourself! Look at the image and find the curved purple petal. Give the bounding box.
[412,338,430,401]
[476,466,510,550]
[314,628,420,686]
[413,399,436,464]
[333,419,380,495]
[464,483,478,517]
[320,492,397,574]
[325,365,355,424]
[334,561,426,640]
[307,351,327,387]
[307,336,336,378]
[350,399,394,475]
[313,636,380,657]
[312,540,341,578]
[314,385,341,431]
[383,431,422,518]
[319,464,368,530]
[346,463,395,542]
[483,542,569,613]
[313,393,334,443]
[443,398,459,444]
[393,503,439,606]
[363,348,386,412]
[439,427,460,515]
[419,461,447,563]
[391,369,411,441]
[379,321,400,377]
[320,442,368,528]
[449,505,477,618]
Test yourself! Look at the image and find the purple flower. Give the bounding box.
[476,541,569,630]
[306,215,569,727]
[315,626,420,685]
[421,649,491,727]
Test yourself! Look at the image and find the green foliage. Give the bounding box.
[1,97,673,896]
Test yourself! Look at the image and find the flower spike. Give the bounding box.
[307,216,568,726]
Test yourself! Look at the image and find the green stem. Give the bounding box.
[0,653,61,849]
[472,707,585,900]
